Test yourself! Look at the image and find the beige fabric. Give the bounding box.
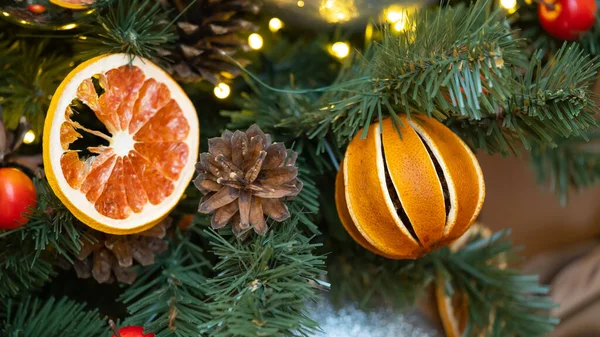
[479,153,600,337]
[477,153,600,257]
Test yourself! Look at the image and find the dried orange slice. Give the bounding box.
[43,54,199,234]
[435,270,469,337]
[49,0,95,10]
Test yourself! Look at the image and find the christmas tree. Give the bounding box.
[1,0,598,335]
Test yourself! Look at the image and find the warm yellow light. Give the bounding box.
[393,18,406,32]
[23,130,35,144]
[500,0,517,12]
[214,83,231,99]
[319,0,358,23]
[1,11,9,17]
[331,42,350,59]
[297,0,305,7]
[386,10,402,23]
[248,33,263,50]
[269,18,283,32]
[365,23,373,44]
[60,23,78,30]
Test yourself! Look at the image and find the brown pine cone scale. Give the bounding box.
[71,218,171,284]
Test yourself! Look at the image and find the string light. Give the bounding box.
[269,18,283,32]
[383,5,415,32]
[23,130,35,144]
[214,83,231,99]
[319,0,358,23]
[386,7,403,23]
[500,0,517,13]
[330,42,350,59]
[248,33,263,50]
[297,0,305,7]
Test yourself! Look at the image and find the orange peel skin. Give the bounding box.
[410,116,485,245]
[344,121,422,259]
[336,116,485,259]
[335,164,398,258]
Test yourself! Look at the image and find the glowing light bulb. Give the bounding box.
[248,33,263,50]
[269,18,283,32]
[214,83,231,99]
[23,130,35,144]
[500,0,517,12]
[393,19,407,32]
[60,23,78,30]
[386,10,402,22]
[331,42,350,59]
[319,0,357,23]
[297,0,305,7]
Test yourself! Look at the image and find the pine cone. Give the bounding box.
[159,0,260,84]
[194,124,302,237]
[72,218,171,284]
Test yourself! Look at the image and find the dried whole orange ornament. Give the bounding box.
[43,54,199,235]
[335,116,485,259]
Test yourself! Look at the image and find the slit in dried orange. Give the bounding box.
[43,54,199,234]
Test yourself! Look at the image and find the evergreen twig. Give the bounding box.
[76,0,178,62]
[327,230,556,337]
[0,180,95,261]
[441,230,558,336]
[0,180,91,298]
[1,297,105,336]
[0,39,72,134]
[530,131,600,204]
[120,230,211,337]
[200,218,327,337]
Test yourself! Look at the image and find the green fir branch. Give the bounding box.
[241,0,598,158]
[1,297,105,336]
[530,130,600,204]
[0,180,92,298]
[0,40,72,134]
[327,229,556,337]
[4,180,94,261]
[327,244,432,309]
[120,230,211,337]
[0,248,55,299]
[201,218,327,337]
[75,0,178,62]
[438,230,558,337]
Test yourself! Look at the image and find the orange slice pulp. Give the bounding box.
[43,54,199,234]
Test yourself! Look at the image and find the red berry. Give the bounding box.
[0,168,37,230]
[27,4,47,14]
[538,0,597,40]
[111,326,155,337]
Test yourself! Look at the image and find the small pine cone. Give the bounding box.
[194,124,302,237]
[158,0,261,84]
[72,218,172,284]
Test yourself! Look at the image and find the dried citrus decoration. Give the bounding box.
[435,224,494,337]
[194,124,302,237]
[49,0,96,10]
[335,116,485,259]
[43,54,199,234]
